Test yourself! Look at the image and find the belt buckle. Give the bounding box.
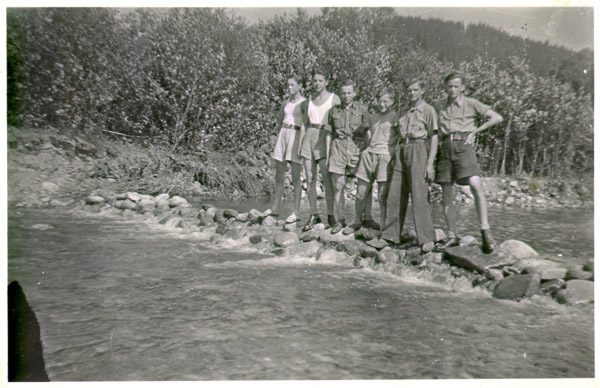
[450,134,458,141]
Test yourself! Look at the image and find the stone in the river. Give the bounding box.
[223,209,239,219]
[288,241,323,257]
[176,206,198,218]
[583,259,594,273]
[273,232,300,248]
[204,207,217,218]
[460,235,478,246]
[41,182,59,192]
[155,193,170,202]
[248,209,262,220]
[283,223,297,232]
[158,215,183,228]
[555,280,594,305]
[270,247,287,256]
[434,229,447,242]
[249,235,263,244]
[510,257,561,272]
[122,209,135,217]
[169,196,187,208]
[261,216,277,227]
[376,249,399,264]
[198,216,216,227]
[540,279,566,294]
[317,248,350,263]
[360,245,379,259]
[338,240,365,256]
[565,269,594,281]
[443,245,517,274]
[312,223,326,232]
[155,199,170,211]
[235,213,249,222]
[85,195,105,205]
[215,225,229,235]
[50,198,74,207]
[137,199,156,210]
[484,268,504,281]
[223,229,249,240]
[300,230,320,242]
[499,240,539,260]
[492,274,541,300]
[537,268,567,280]
[126,192,141,202]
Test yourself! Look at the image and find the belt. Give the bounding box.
[441,133,469,141]
[308,124,326,130]
[282,123,301,130]
[399,137,426,144]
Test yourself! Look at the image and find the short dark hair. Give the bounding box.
[443,72,465,84]
[288,74,303,85]
[406,77,427,90]
[377,87,394,99]
[312,67,329,80]
[340,79,356,89]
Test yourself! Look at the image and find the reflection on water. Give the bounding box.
[7,206,594,380]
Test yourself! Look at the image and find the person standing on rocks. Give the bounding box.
[370,78,438,253]
[327,79,370,234]
[346,87,398,236]
[433,72,503,253]
[299,68,339,232]
[269,74,307,223]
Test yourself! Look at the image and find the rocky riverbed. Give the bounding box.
[42,189,591,307]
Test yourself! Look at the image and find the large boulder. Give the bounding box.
[261,216,277,227]
[492,274,541,300]
[509,257,561,272]
[443,245,517,274]
[273,232,300,248]
[499,240,539,260]
[555,280,594,305]
[565,269,594,281]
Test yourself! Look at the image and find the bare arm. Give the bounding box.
[466,109,503,145]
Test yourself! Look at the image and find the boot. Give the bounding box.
[302,214,321,232]
[481,229,496,254]
[327,215,337,228]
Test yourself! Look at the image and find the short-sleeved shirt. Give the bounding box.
[328,101,369,140]
[434,95,490,135]
[365,110,399,156]
[397,100,438,140]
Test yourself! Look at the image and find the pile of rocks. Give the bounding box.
[81,190,594,306]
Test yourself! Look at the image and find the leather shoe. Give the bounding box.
[331,222,344,234]
[481,229,496,254]
[302,214,321,232]
[342,223,362,235]
[436,236,460,250]
[362,219,381,230]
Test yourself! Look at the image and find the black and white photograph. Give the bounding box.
[4,2,596,385]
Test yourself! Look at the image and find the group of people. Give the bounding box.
[269,68,503,254]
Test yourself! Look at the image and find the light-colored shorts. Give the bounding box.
[356,151,391,183]
[328,138,361,175]
[300,127,328,161]
[272,126,302,164]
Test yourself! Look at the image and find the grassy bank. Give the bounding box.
[6,127,593,210]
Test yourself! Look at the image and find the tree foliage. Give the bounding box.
[7,7,594,177]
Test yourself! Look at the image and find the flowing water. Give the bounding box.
[7,202,594,380]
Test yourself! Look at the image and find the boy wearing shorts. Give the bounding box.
[347,87,398,235]
[270,74,307,222]
[327,79,370,234]
[434,72,503,253]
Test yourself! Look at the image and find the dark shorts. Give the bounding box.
[435,140,481,185]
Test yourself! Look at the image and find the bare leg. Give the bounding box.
[468,175,489,230]
[441,182,458,237]
[354,179,371,226]
[291,162,303,215]
[319,158,334,217]
[303,158,318,215]
[376,181,388,230]
[271,160,287,213]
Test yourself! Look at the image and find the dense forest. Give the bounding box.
[7,7,593,179]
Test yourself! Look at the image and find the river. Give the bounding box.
[7,202,594,381]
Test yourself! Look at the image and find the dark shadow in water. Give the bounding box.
[8,280,50,382]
